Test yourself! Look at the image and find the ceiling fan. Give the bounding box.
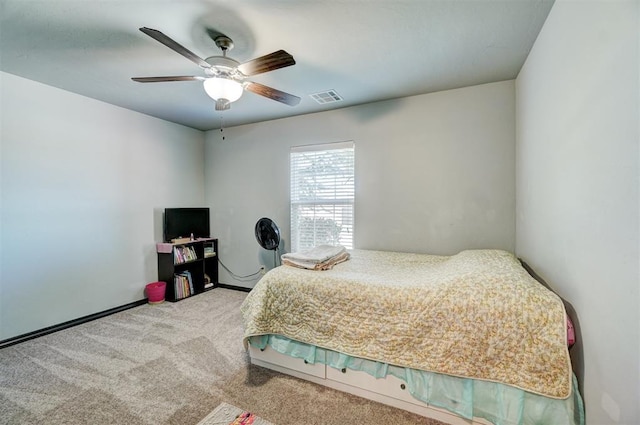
[132,27,301,111]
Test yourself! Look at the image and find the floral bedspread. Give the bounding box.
[240,249,572,399]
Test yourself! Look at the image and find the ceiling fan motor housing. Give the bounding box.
[205,56,242,78]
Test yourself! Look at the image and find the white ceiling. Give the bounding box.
[0,0,554,131]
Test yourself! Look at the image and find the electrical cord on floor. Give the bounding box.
[217,256,263,281]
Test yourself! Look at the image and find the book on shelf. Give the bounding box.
[174,270,194,299]
[173,245,197,264]
[204,245,216,258]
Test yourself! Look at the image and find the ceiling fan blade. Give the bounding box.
[244,81,301,106]
[237,50,296,76]
[132,76,205,83]
[139,27,210,69]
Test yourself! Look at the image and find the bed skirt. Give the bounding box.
[248,335,585,425]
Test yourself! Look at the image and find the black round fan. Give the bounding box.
[255,217,280,251]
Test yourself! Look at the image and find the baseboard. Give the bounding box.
[216,283,252,292]
[1,285,252,349]
[0,299,147,350]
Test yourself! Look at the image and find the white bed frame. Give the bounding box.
[249,344,492,425]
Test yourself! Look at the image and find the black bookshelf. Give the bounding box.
[156,238,219,302]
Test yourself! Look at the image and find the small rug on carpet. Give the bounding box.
[197,402,275,425]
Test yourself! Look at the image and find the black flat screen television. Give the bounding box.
[163,208,210,242]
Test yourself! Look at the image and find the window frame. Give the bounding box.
[289,141,355,252]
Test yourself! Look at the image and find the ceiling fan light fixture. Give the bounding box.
[203,77,243,103]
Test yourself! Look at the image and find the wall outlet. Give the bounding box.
[259,265,266,275]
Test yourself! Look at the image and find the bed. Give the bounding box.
[240,249,585,425]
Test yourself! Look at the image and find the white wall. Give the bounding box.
[516,1,639,424]
[205,81,516,287]
[0,71,205,340]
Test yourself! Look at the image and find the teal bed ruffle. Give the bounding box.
[249,334,585,425]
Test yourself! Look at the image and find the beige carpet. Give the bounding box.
[0,288,446,425]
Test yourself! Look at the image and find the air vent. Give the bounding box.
[310,90,343,104]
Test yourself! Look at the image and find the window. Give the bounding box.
[290,141,355,252]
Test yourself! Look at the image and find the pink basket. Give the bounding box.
[146,281,166,304]
[156,243,173,254]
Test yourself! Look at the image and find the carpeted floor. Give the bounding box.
[0,288,446,425]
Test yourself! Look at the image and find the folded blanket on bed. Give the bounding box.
[281,245,350,270]
[283,250,350,270]
[282,244,347,263]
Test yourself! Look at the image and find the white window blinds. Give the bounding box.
[290,141,355,252]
